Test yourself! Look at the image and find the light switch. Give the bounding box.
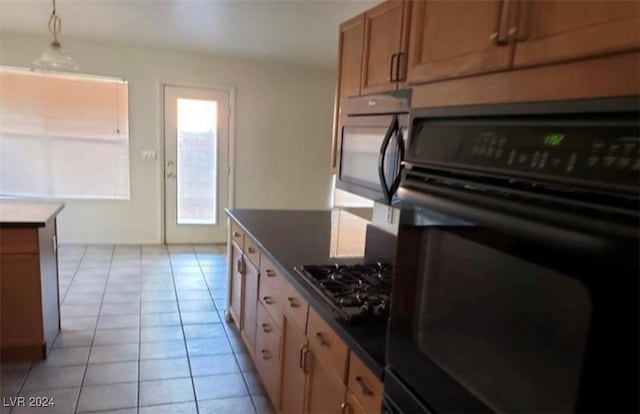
[141,150,157,161]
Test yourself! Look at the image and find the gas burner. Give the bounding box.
[295,263,393,322]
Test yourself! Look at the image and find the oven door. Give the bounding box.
[387,222,639,413]
[337,113,408,204]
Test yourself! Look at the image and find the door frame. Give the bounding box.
[158,80,237,244]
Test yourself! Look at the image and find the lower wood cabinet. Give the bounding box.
[241,260,259,353]
[227,220,383,414]
[255,301,282,406]
[228,241,243,329]
[305,350,348,414]
[279,314,308,414]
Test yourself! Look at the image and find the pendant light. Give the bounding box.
[33,0,79,71]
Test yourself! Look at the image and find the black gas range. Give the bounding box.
[294,263,392,322]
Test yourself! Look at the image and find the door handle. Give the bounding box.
[378,114,399,204]
[166,171,176,179]
[388,127,406,198]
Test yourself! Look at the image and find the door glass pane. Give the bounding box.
[176,98,217,224]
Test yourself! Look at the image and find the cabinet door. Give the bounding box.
[338,14,365,98]
[513,0,640,67]
[241,260,259,352]
[255,302,281,408]
[279,314,308,414]
[361,0,405,94]
[229,242,243,331]
[305,349,347,414]
[407,0,514,84]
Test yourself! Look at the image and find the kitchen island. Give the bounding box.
[226,209,395,414]
[0,201,64,361]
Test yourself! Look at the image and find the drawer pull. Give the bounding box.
[315,332,330,347]
[287,297,300,308]
[232,231,241,237]
[260,350,271,360]
[355,376,374,396]
[265,269,276,277]
[262,296,274,305]
[247,247,256,253]
[299,344,307,370]
[236,258,244,274]
[261,323,272,333]
[340,402,352,414]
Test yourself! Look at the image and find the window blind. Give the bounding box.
[0,66,130,199]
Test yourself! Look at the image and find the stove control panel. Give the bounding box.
[408,121,640,193]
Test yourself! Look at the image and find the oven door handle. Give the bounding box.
[378,114,399,204]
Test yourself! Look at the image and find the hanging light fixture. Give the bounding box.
[33,0,79,71]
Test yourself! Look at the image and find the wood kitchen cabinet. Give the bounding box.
[360,0,411,94]
[338,14,365,99]
[227,217,384,414]
[228,241,243,331]
[240,259,259,353]
[279,315,308,414]
[407,0,514,84]
[512,0,640,68]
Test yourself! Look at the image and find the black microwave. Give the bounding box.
[336,91,411,204]
[385,97,640,413]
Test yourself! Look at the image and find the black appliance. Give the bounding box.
[336,91,411,204]
[385,97,640,413]
[294,263,392,322]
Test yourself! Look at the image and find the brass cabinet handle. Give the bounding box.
[509,0,529,42]
[340,402,352,414]
[247,247,256,253]
[491,0,512,46]
[388,53,398,81]
[355,376,374,396]
[287,297,300,308]
[299,344,307,371]
[315,332,330,347]
[395,52,406,82]
[232,231,241,237]
[302,346,311,374]
[236,258,244,274]
[265,269,276,277]
[262,296,274,305]
[261,323,272,333]
[261,350,271,360]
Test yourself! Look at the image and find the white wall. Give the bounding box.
[0,32,336,244]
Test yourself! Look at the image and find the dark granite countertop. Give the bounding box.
[226,208,389,378]
[0,201,65,227]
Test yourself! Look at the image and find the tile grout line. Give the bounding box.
[168,245,200,414]
[74,245,116,414]
[58,245,89,320]
[8,245,87,414]
[195,245,261,414]
[136,245,143,414]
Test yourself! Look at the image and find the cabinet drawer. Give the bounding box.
[0,228,39,254]
[279,276,309,333]
[230,221,245,250]
[255,302,281,407]
[307,307,348,384]
[244,236,260,268]
[258,256,283,329]
[348,353,383,413]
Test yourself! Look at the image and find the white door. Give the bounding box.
[164,85,230,244]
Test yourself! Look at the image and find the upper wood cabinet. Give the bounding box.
[360,0,411,94]
[407,0,514,84]
[338,15,365,98]
[512,0,640,67]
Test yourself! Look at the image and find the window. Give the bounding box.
[0,66,129,199]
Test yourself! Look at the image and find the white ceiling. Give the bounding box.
[0,0,378,68]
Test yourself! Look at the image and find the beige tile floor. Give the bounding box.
[0,244,275,414]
